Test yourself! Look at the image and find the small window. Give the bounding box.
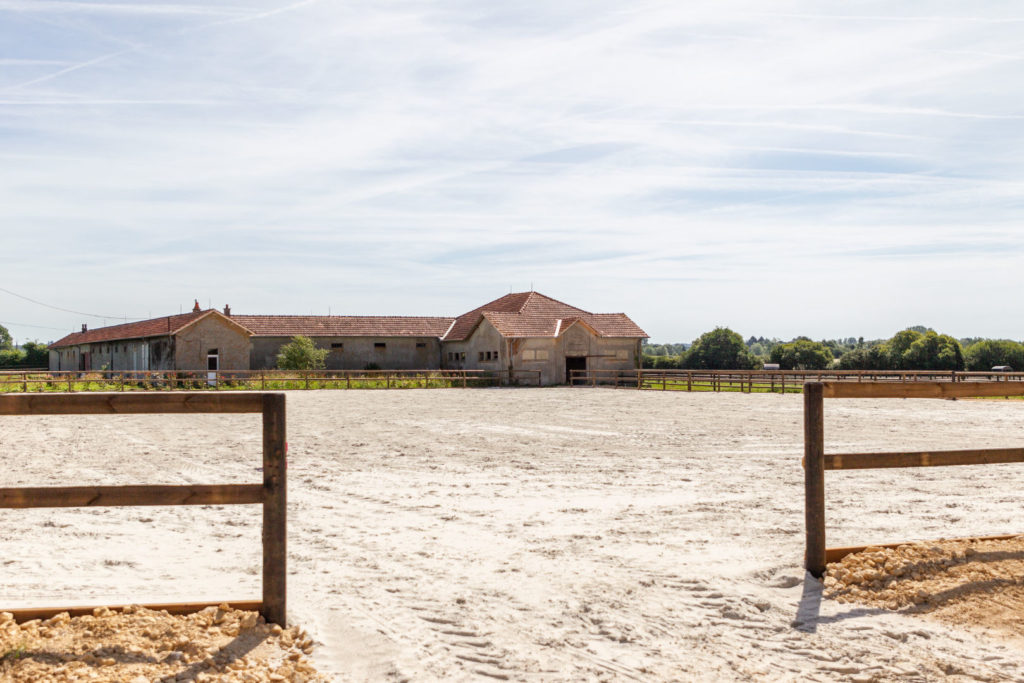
[375,342,386,350]
[416,342,426,348]
[460,352,466,361]
[331,343,344,350]
[478,351,485,361]
[208,348,218,355]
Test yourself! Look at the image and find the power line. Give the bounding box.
[0,320,70,331]
[0,286,145,320]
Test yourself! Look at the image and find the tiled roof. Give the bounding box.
[444,292,647,340]
[50,311,233,349]
[48,293,645,349]
[231,315,455,337]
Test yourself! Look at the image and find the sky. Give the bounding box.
[1,0,1023,345]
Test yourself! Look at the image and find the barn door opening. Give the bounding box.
[207,348,219,386]
[565,356,586,384]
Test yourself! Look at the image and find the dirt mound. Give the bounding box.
[824,536,1024,641]
[0,604,328,682]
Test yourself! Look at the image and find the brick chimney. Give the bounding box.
[223,304,231,316]
[192,299,201,313]
[81,324,87,333]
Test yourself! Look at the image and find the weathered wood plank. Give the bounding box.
[0,392,265,415]
[804,383,826,578]
[0,484,264,509]
[824,447,1024,470]
[821,381,1024,400]
[825,533,1024,564]
[261,393,288,627]
[2,600,262,624]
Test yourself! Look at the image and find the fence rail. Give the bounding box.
[0,368,542,393]
[803,381,1024,577]
[0,392,287,626]
[571,369,1024,393]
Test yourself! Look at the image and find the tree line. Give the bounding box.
[0,325,48,368]
[642,327,1024,371]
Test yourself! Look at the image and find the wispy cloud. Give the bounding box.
[1,0,1023,343]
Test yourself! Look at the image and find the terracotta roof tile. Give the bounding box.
[50,311,230,348]
[231,315,455,337]
[445,292,646,340]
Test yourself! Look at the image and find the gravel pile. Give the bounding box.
[0,604,328,682]
[824,536,1024,641]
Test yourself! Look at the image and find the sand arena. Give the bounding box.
[1,388,1023,681]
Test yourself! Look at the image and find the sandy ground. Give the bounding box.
[2,388,1024,681]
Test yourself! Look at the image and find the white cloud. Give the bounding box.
[1,0,1023,343]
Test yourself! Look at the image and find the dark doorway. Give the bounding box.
[565,356,586,384]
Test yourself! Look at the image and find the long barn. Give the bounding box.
[48,292,647,386]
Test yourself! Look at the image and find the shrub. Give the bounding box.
[276,336,328,370]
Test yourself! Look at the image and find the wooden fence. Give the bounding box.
[0,368,542,393]
[570,368,1024,393]
[0,392,287,625]
[803,381,1024,577]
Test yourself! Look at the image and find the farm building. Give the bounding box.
[48,292,646,385]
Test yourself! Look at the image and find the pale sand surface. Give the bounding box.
[2,388,1023,681]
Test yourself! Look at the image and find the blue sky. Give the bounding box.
[1,0,1023,344]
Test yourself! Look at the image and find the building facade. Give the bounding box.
[49,292,647,385]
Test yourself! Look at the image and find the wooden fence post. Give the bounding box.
[262,393,287,626]
[804,382,826,578]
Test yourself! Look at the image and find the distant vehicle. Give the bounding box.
[762,363,780,370]
[991,365,1013,372]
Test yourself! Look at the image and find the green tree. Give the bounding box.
[0,348,25,368]
[276,335,328,370]
[769,339,834,370]
[22,341,49,367]
[835,344,888,370]
[682,327,757,369]
[964,339,1024,371]
[0,324,12,350]
[901,331,964,370]
[882,329,923,369]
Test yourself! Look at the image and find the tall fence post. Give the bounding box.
[262,393,287,626]
[804,382,826,578]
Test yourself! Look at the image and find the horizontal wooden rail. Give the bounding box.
[820,447,1024,471]
[0,484,265,509]
[4,600,264,624]
[803,381,1024,577]
[0,393,264,415]
[822,381,1024,399]
[1,392,287,626]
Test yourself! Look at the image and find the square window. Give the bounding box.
[416,342,426,348]
[375,342,386,350]
[331,343,344,350]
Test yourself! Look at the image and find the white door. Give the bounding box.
[207,351,219,386]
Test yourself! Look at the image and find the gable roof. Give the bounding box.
[50,310,249,349]
[230,315,455,337]
[444,291,647,341]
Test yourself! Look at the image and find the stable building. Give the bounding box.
[48,292,647,385]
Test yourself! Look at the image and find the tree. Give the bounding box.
[835,344,888,370]
[964,339,1024,371]
[901,331,964,370]
[0,324,11,350]
[276,335,328,370]
[682,327,757,369]
[882,329,923,369]
[769,339,834,370]
[0,348,24,368]
[22,341,49,367]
